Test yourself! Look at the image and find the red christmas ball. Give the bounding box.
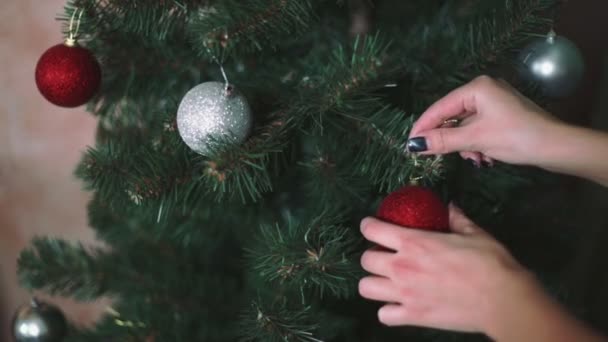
[376,186,449,232]
[35,43,101,107]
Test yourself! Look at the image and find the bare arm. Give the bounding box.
[407,76,608,187]
[486,271,605,342]
[538,123,608,187]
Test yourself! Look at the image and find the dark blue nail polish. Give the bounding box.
[407,137,428,152]
[466,158,480,168]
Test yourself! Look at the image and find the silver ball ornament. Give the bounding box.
[177,81,253,155]
[12,298,68,342]
[518,31,585,98]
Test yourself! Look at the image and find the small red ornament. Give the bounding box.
[376,185,449,232]
[35,41,101,107]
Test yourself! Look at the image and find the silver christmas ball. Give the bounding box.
[518,31,585,98]
[12,298,67,342]
[177,81,253,155]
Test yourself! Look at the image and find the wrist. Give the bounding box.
[534,122,608,186]
[481,269,543,340]
[530,121,577,172]
[483,269,604,342]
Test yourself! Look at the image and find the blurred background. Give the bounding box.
[0,1,104,339]
[1,0,607,340]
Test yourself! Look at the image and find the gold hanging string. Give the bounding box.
[65,8,84,47]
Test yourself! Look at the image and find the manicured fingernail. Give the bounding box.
[406,137,428,152]
[481,160,493,168]
[466,158,480,168]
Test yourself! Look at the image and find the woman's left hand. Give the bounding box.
[358,204,535,334]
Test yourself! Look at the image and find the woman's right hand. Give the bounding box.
[406,75,564,167]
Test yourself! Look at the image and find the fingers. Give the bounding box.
[361,217,428,251]
[481,155,495,167]
[409,81,478,137]
[379,303,441,329]
[359,276,400,302]
[448,204,484,235]
[460,151,482,168]
[361,248,394,277]
[409,127,473,155]
[378,304,408,326]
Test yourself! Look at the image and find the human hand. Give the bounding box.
[406,75,564,167]
[358,204,536,334]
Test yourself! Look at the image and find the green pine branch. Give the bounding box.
[297,133,371,208]
[81,31,205,123]
[239,302,323,342]
[18,238,108,300]
[403,0,561,95]
[248,212,361,300]
[352,106,445,192]
[448,0,560,81]
[61,0,205,42]
[188,0,321,61]
[193,110,295,202]
[292,34,397,126]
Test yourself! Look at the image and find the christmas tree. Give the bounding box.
[17,0,579,341]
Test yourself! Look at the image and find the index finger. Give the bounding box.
[409,82,477,138]
[360,217,429,251]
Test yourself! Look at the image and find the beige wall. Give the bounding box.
[0,1,103,340]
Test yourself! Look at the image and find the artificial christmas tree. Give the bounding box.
[18,0,582,341]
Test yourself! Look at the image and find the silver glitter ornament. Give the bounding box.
[12,298,67,342]
[518,31,585,98]
[177,81,252,155]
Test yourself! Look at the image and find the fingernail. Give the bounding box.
[466,158,480,168]
[481,160,493,168]
[360,217,373,232]
[406,137,428,152]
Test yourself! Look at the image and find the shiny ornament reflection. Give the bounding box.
[518,31,585,98]
[12,298,67,342]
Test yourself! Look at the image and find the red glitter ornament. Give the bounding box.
[35,42,101,107]
[376,185,449,232]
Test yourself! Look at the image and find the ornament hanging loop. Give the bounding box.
[65,8,84,47]
[30,297,39,307]
[218,63,233,96]
[546,29,556,43]
[204,46,232,96]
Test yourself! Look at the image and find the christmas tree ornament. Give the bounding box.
[518,30,584,98]
[177,81,252,155]
[12,298,68,342]
[376,185,449,232]
[35,9,101,107]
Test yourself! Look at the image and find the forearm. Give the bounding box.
[485,273,604,342]
[537,123,608,187]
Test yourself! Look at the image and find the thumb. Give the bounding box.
[448,203,484,235]
[408,127,471,155]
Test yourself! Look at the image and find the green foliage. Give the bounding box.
[352,106,445,191]
[18,238,108,300]
[239,303,322,342]
[17,0,572,341]
[188,0,320,60]
[446,0,558,83]
[248,212,362,299]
